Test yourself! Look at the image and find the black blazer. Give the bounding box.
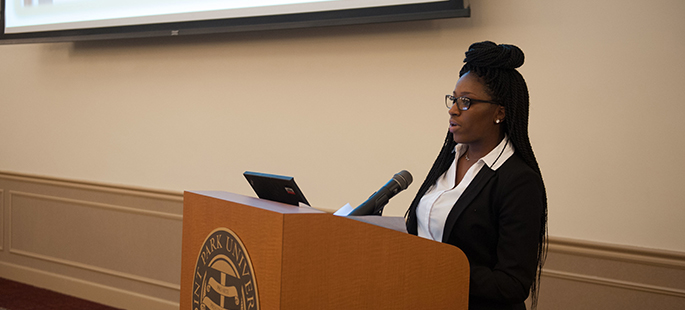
[406,153,544,310]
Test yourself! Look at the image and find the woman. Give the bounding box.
[405,41,547,310]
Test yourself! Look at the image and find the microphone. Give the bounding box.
[349,170,413,216]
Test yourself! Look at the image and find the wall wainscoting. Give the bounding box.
[0,172,183,310]
[539,237,685,309]
[1,171,683,309]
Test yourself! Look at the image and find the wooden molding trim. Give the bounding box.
[548,236,685,269]
[542,269,685,298]
[0,171,183,202]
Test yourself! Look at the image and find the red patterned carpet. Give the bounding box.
[0,278,121,310]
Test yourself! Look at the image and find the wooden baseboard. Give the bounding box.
[0,261,179,310]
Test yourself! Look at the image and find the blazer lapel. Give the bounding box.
[441,166,496,243]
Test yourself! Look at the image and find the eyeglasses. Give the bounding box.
[445,95,498,111]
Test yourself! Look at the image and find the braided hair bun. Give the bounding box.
[463,41,524,70]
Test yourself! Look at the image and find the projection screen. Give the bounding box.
[1,0,469,43]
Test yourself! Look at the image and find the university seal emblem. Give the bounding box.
[192,228,259,310]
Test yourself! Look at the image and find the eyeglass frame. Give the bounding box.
[445,95,499,111]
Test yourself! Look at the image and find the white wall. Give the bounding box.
[1,0,684,252]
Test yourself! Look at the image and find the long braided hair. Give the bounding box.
[408,41,548,309]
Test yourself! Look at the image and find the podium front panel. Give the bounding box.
[180,191,469,310]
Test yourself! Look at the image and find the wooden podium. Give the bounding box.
[180,191,469,310]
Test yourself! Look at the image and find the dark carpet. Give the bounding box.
[0,278,122,310]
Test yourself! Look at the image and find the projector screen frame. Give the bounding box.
[0,0,469,44]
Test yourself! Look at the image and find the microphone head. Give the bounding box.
[393,170,413,189]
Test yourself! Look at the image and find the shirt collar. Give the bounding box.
[454,135,514,171]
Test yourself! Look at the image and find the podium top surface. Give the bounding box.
[185,191,326,215]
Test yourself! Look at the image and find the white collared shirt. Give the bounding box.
[417,135,514,241]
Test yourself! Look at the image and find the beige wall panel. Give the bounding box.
[538,239,685,309]
[538,276,685,310]
[545,252,685,291]
[0,173,183,308]
[8,191,182,287]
